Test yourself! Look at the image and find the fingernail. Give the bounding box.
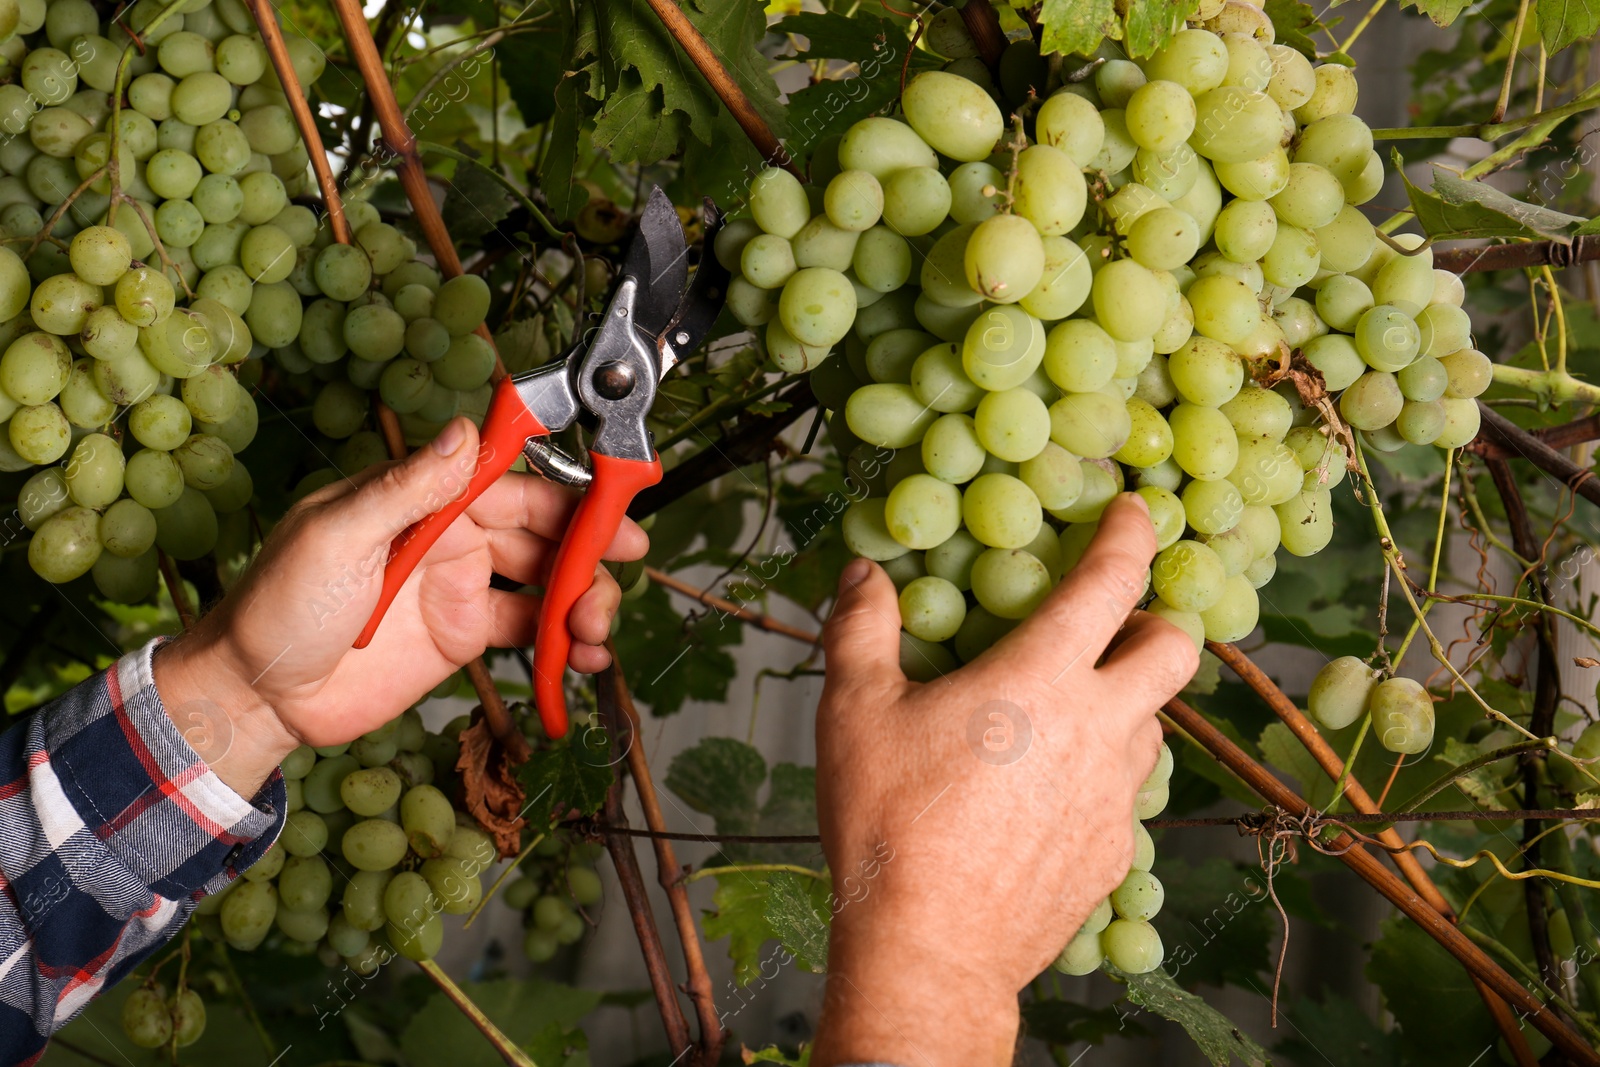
[841,558,870,589]
[1121,491,1149,515]
[432,418,466,456]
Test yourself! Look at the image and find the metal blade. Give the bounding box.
[656,197,730,377]
[625,186,689,339]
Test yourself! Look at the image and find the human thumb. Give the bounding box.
[821,558,904,688]
[350,417,481,545]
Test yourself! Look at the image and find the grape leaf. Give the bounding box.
[439,150,517,244]
[1273,993,1402,1067]
[664,735,768,833]
[400,978,599,1067]
[613,579,742,716]
[1537,0,1600,54]
[1429,737,1514,809]
[1122,0,1202,57]
[1038,0,1117,57]
[1112,965,1271,1066]
[743,1045,812,1066]
[1402,0,1474,24]
[1401,160,1589,241]
[542,71,593,220]
[763,870,831,971]
[1259,721,1333,805]
[702,874,780,984]
[517,715,614,829]
[1021,998,1148,1044]
[1263,0,1326,57]
[1366,913,1500,1061]
[701,868,831,983]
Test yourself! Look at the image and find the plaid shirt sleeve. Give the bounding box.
[0,638,285,1065]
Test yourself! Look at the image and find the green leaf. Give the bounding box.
[775,11,916,65]
[1366,913,1499,1061]
[1114,966,1271,1066]
[1038,0,1117,57]
[1151,857,1278,988]
[1431,737,1514,809]
[1122,0,1202,57]
[439,150,517,245]
[541,72,592,220]
[744,1045,812,1065]
[1021,998,1147,1044]
[517,716,614,827]
[1273,993,1402,1066]
[665,736,768,833]
[591,73,691,165]
[1259,721,1333,805]
[1401,160,1589,241]
[1537,0,1600,54]
[764,870,832,971]
[1402,0,1474,25]
[496,23,567,127]
[1263,0,1325,56]
[400,978,600,1067]
[702,874,779,984]
[1577,216,1600,235]
[613,579,743,716]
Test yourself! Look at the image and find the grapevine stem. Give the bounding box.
[1544,265,1570,376]
[1390,447,1455,668]
[157,552,197,629]
[416,959,539,1067]
[646,568,821,644]
[1371,86,1600,141]
[1463,926,1600,1046]
[1459,470,1530,565]
[1383,738,1555,819]
[1326,715,1371,813]
[678,863,825,887]
[461,831,547,930]
[653,373,797,453]
[25,168,105,262]
[1338,0,1388,53]
[118,193,195,299]
[415,140,565,241]
[106,0,190,222]
[1491,0,1532,124]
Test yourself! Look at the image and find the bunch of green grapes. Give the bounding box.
[500,835,605,963]
[722,1,1493,978]
[119,982,206,1050]
[0,0,493,600]
[191,707,498,975]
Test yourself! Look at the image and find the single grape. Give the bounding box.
[1372,677,1435,754]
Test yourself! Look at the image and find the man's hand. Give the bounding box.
[810,494,1198,1067]
[153,417,647,795]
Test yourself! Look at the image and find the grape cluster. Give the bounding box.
[724,2,1487,976]
[0,0,492,598]
[119,984,205,1050]
[501,837,605,963]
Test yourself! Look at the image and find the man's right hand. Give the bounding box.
[810,493,1199,1067]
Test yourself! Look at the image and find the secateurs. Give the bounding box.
[355,188,729,739]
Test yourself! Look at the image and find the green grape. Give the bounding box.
[220,879,277,950]
[568,866,604,907]
[901,70,1003,162]
[958,306,1043,392]
[885,472,962,549]
[167,989,206,1048]
[749,166,811,238]
[243,279,302,348]
[823,169,883,232]
[401,784,456,858]
[191,219,247,272]
[881,166,950,236]
[237,171,288,226]
[1353,305,1420,372]
[1152,539,1225,612]
[10,402,71,463]
[153,198,204,250]
[30,272,99,335]
[975,387,1050,462]
[1053,928,1105,976]
[180,364,237,423]
[1135,486,1186,551]
[1372,249,1435,317]
[1264,42,1315,107]
[203,460,252,512]
[1235,503,1282,559]
[1313,204,1376,273]
[356,221,409,275]
[1047,389,1130,460]
[1338,370,1403,430]
[1168,336,1243,407]
[1274,488,1334,555]
[946,161,1005,225]
[1103,918,1164,974]
[726,277,775,327]
[1125,82,1197,160]
[1431,268,1466,308]
[1186,274,1260,345]
[239,223,294,283]
[1440,348,1491,399]
[192,172,243,223]
[1103,183,1165,234]
[378,359,431,414]
[1111,869,1165,922]
[920,223,982,309]
[1126,208,1200,272]
[1053,459,1120,523]
[1096,59,1146,107]
[1293,112,1371,186]
[1314,274,1373,333]
[841,498,908,561]
[1133,354,1178,409]
[276,905,329,945]
[1143,28,1228,93]
[962,472,1042,549]
[1301,334,1364,391]
[1372,677,1434,754]
[1199,573,1259,642]
[853,226,911,293]
[342,870,394,932]
[392,283,436,323]
[1308,655,1377,729]
[1035,91,1103,167]
[19,469,68,532]
[342,817,409,871]
[1115,397,1174,468]
[64,225,130,287]
[1040,318,1116,394]
[1416,303,1472,358]
[22,48,77,106]
[0,331,70,405]
[1013,144,1086,236]
[921,412,986,483]
[1181,478,1243,536]
[422,857,483,916]
[64,433,124,508]
[1190,86,1282,162]
[925,529,984,591]
[173,432,232,490]
[965,214,1044,304]
[343,303,407,363]
[898,574,967,642]
[29,505,101,582]
[312,380,369,438]
[791,215,858,272]
[314,243,371,301]
[1132,141,1200,201]
[1270,297,1328,350]
[1284,425,1347,491]
[195,264,252,315]
[216,33,266,84]
[120,989,173,1049]
[172,71,232,126]
[970,547,1051,619]
[1213,198,1277,263]
[240,105,298,155]
[126,448,185,508]
[1115,337,1157,380]
[1228,439,1303,505]
[1221,30,1272,90]
[384,870,440,938]
[158,31,216,78]
[778,267,854,347]
[1269,162,1344,230]
[1204,525,1255,576]
[714,217,761,272]
[845,382,937,449]
[741,233,796,289]
[1395,355,1451,404]
[1396,398,1446,445]
[153,486,218,560]
[1260,224,1320,288]
[865,329,935,384]
[1221,384,1292,440]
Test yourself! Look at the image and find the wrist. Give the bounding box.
[812,917,1021,1067]
[152,628,296,798]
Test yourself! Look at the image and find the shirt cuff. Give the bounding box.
[41,638,285,900]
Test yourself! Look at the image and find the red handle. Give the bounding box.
[355,377,548,649]
[533,451,661,738]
